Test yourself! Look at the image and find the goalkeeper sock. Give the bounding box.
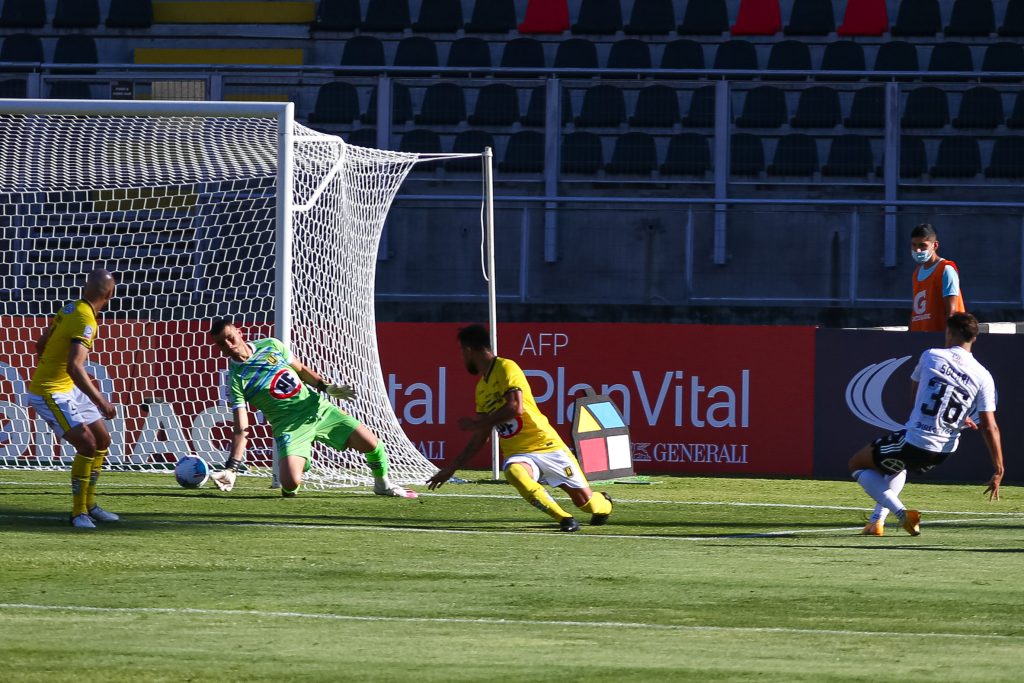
[365,443,389,479]
[504,463,572,521]
[85,449,106,510]
[579,491,612,516]
[71,454,94,517]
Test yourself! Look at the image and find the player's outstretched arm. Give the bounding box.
[290,358,357,401]
[978,411,1004,501]
[212,407,251,492]
[428,429,489,490]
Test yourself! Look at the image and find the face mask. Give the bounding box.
[911,249,932,264]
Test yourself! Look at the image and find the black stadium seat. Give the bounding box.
[554,38,598,69]
[902,87,950,128]
[736,86,787,128]
[341,36,385,68]
[945,0,995,36]
[605,132,657,175]
[572,0,621,35]
[927,42,974,78]
[791,86,841,128]
[106,0,152,28]
[821,40,866,79]
[413,0,462,32]
[52,35,97,75]
[625,0,675,35]
[845,86,885,128]
[308,81,361,124]
[660,133,711,175]
[607,39,651,71]
[415,83,466,125]
[766,40,811,80]
[931,136,981,177]
[399,129,442,155]
[500,131,545,173]
[683,85,716,127]
[561,131,604,174]
[448,37,490,69]
[469,84,519,126]
[0,0,46,28]
[0,33,43,66]
[575,85,626,127]
[899,135,928,177]
[465,0,516,33]
[1000,0,1024,36]
[523,85,573,126]
[981,42,1024,77]
[986,136,1024,177]
[313,0,360,30]
[713,40,759,71]
[446,130,493,172]
[823,134,875,176]
[730,133,765,175]
[874,41,919,77]
[678,0,728,35]
[54,0,99,28]
[953,86,1004,128]
[769,133,819,176]
[660,39,705,71]
[393,37,438,72]
[784,0,835,35]
[345,128,377,148]
[501,38,545,69]
[362,0,410,32]
[363,83,413,124]
[1008,92,1024,128]
[892,0,941,36]
[630,85,680,127]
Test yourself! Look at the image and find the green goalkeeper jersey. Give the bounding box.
[225,337,324,434]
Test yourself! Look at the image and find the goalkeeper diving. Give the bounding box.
[207,319,416,498]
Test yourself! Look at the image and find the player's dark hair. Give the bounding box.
[947,312,979,342]
[209,318,234,337]
[911,223,937,240]
[457,324,491,350]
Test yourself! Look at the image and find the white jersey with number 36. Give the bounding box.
[905,347,997,453]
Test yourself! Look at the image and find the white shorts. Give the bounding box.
[503,449,590,490]
[26,387,103,438]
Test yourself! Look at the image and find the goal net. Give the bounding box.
[0,100,466,488]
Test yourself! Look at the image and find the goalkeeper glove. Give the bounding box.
[322,383,357,401]
[220,456,246,473]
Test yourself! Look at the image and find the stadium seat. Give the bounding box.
[447,37,491,69]
[0,78,27,98]
[469,84,519,125]
[54,0,99,28]
[927,42,974,79]
[660,132,711,175]
[362,0,411,32]
[0,0,45,28]
[415,83,466,125]
[575,85,626,127]
[52,36,97,75]
[736,86,787,128]
[1000,0,1024,36]
[1008,92,1024,128]
[945,0,995,36]
[605,132,657,175]
[630,85,680,127]
[519,0,569,34]
[465,0,516,33]
[785,0,835,35]
[769,133,819,176]
[873,41,919,78]
[902,87,949,128]
[730,133,765,175]
[340,36,385,68]
[823,134,875,176]
[500,38,546,69]
[344,128,377,148]
[678,0,728,35]
[625,0,675,35]
[732,0,781,36]
[0,33,43,67]
[48,81,92,99]
[393,37,438,73]
[713,40,759,72]
[765,40,811,80]
[523,85,574,126]
[106,0,153,28]
[821,40,866,79]
[363,83,413,124]
[892,0,941,36]
[683,85,717,127]
[953,87,1004,128]
[413,0,462,32]
[660,39,705,71]
[554,38,598,69]
[930,136,981,177]
[399,129,442,154]
[838,0,888,36]
[607,39,651,72]
[791,86,841,128]
[561,131,604,173]
[500,131,544,173]
[844,86,885,128]
[572,0,621,35]
[898,135,928,177]
[981,42,1024,78]
[985,136,1024,177]
[312,0,360,30]
[445,130,493,172]
[308,81,361,124]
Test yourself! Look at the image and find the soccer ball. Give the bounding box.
[174,456,210,488]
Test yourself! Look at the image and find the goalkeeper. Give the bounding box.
[207,319,416,498]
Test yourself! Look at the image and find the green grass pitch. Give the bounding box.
[1,471,1022,682]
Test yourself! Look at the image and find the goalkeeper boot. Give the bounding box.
[861,520,884,536]
[559,517,581,533]
[589,492,613,526]
[88,505,120,523]
[210,469,236,492]
[901,509,921,536]
[374,478,418,499]
[70,513,96,529]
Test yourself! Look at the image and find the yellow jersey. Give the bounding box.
[475,357,568,456]
[28,300,99,395]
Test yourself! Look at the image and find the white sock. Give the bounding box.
[871,470,907,522]
[853,469,906,518]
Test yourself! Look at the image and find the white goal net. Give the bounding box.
[0,100,469,488]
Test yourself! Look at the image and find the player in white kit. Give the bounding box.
[848,312,1004,536]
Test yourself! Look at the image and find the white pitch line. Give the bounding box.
[0,603,1018,641]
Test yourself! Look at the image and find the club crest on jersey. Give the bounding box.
[269,368,302,399]
[496,417,523,439]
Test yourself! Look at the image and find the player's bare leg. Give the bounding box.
[279,455,307,497]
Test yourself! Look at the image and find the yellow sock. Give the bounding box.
[504,463,572,521]
[580,491,612,515]
[86,449,106,511]
[71,454,94,516]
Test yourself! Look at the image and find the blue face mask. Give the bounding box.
[911,249,932,264]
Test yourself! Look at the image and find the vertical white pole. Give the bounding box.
[483,147,500,480]
[272,103,295,487]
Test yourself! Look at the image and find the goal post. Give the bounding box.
[0,98,496,488]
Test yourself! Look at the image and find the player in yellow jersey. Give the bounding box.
[427,324,612,532]
[25,268,117,529]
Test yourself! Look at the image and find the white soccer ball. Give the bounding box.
[174,456,210,489]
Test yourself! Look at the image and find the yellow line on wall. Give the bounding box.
[153,1,316,24]
[134,48,304,65]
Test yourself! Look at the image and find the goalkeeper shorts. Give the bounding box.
[274,403,360,469]
[26,387,104,438]
[503,449,590,490]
